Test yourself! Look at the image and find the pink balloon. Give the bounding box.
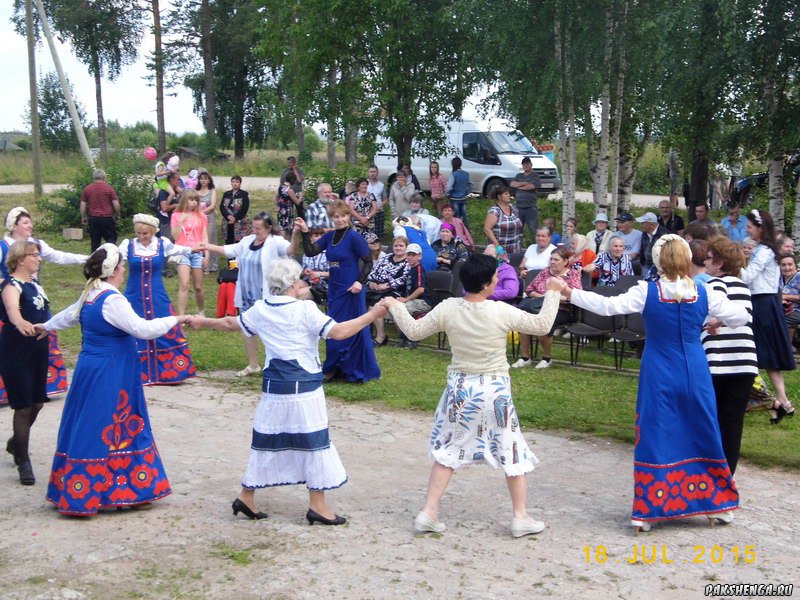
[143,147,157,160]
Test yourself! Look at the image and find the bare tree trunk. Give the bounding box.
[689,152,709,222]
[200,0,216,142]
[617,125,650,212]
[591,1,615,213]
[792,175,800,248]
[152,0,166,154]
[345,125,358,165]
[768,157,785,231]
[326,67,337,168]
[295,115,305,157]
[554,8,577,228]
[26,0,42,198]
[92,47,107,161]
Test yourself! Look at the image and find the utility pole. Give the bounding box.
[33,0,94,168]
[26,0,43,197]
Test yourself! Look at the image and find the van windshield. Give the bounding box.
[484,131,537,154]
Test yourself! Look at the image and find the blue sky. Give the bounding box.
[0,3,202,135]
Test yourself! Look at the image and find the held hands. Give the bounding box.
[546,277,567,293]
[33,323,49,339]
[371,299,390,318]
[294,218,309,233]
[382,296,399,309]
[703,317,723,336]
[15,319,37,337]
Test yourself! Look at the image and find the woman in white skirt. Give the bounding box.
[385,253,562,538]
[191,258,388,525]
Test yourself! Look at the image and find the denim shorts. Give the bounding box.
[177,251,205,269]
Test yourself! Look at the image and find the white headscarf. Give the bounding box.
[132,213,160,230]
[4,206,29,235]
[73,243,121,317]
[652,234,695,302]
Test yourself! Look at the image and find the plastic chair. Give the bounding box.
[609,311,646,370]
[565,286,620,365]
[616,274,642,292]
[426,270,454,349]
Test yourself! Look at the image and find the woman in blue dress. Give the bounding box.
[298,202,380,382]
[119,214,197,385]
[559,235,748,533]
[0,207,87,404]
[0,241,51,485]
[37,244,192,516]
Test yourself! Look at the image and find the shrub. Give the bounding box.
[36,150,153,233]
[303,162,367,197]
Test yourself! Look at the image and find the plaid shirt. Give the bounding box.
[593,253,634,286]
[305,200,333,229]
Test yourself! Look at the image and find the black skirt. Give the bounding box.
[751,293,796,371]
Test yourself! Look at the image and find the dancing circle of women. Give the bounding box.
[0,214,770,536]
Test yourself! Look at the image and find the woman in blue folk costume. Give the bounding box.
[559,235,748,533]
[118,214,197,385]
[37,244,192,516]
[0,207,88,404]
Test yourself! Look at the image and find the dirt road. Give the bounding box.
[2,372,797,599]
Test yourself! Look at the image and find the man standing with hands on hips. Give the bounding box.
[510,156,540,237]
[80,169,121,251]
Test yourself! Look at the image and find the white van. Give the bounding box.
[374,119,561,198]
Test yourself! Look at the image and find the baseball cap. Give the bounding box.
[406,243,422,255]
[593,213,609,224]
[635,212,658,224]
[364,233,379,244]
[615,212,634,222]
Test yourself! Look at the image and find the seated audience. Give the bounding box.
[366,236,409,346]
[780,253,800,349]
[432,223,470,271]
[302,227,330,303]
[440,203,475,250]
[484,245,520,303]
[519,227,557,277]
[593,236,635,286]
[513,247,581,369]
[396,243,433,348]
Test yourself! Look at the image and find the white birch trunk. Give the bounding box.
[554,10,576,229]
[793,175,800,248]
[768,157,784,231]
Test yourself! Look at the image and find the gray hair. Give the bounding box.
[317,182,332,196]
[267,258,302,296]
[92,169,106,180]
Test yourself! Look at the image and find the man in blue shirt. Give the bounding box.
[445,156,471,228]
[719,201,748,242]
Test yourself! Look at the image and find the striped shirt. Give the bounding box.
[701,276,759,376]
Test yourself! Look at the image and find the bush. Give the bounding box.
[304,162,368,197]
[36,150,153,233]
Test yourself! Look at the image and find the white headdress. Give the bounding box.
[652,234,695,301]
[5,207,29,234]
[73,243,122,317]
[132,213,160,230]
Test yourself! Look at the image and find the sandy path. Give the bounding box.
[1,372,797,599]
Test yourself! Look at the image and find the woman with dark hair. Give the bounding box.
[513,247,582,369]
[366,236,409,346]
[276,171,304,238]
[36,244,192,516]
[740,209,795,423]
[195,169,218,272]
[702,237,758,473]
[560,235,748,532]
[483,185,523,253]
[204,213,301,376]
[346,177,379,237]
[190,258,389,524]
[220,175,250,244]
[0,241,50,485]
[297,202,380,383]
[384,254,562,537]
[1,207,87,405]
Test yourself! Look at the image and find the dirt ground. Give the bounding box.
[1,371,798,600]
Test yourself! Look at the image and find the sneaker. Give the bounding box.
[534,359,551,369]
[511,358,532,369]
[511,516,546,538]
[414,511,446,533]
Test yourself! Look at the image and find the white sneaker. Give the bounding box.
[414,511,446,533]
[236,365,260,378]
[534,359,552,369]
[511,516,546,538]
[511,358,532,369]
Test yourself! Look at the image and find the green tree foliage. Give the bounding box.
[27,71,89,153]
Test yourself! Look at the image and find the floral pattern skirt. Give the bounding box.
[429,372,538,477]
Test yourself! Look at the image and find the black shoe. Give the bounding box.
[306,508,346,526]
[394,339,407,348]
[232,498,268,520]
[771,404,795,424]
[373,336,389,347]
[6,437,19,466]
[18,461,35,486]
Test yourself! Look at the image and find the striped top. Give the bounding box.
[700,275,759,376]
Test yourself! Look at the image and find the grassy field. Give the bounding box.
[1,193,797,471]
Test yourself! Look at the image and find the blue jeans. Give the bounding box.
[450,198,468,228]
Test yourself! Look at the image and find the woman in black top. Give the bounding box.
[0,241,51,485]
[220,175,251,244]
